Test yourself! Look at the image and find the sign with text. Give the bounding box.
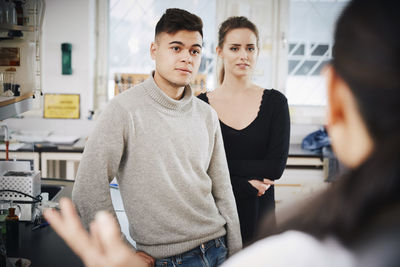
[44,94,80,119]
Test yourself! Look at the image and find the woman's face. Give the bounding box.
[218,28,258,79]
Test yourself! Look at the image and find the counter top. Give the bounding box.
[1,143,323,172]
[2,142,318,157]
[0,139,86,153]
[288,143,321,157]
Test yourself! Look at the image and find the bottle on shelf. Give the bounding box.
[14,0,25,26]
[4,0,17,25]
[5,207,19,254]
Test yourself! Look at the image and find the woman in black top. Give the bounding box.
[198,16,290,245]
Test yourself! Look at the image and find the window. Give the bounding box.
[108,0,217,99]
[285,0,350,106]
[102,0,351,123]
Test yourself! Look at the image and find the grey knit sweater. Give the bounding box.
[72,75,242,258]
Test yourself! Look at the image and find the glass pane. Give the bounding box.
[311,60,330,76]
[293,44,305,56]
[294,60,318,76]
[311,44,329,56]
[288,60,300,74]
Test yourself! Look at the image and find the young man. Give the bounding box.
[72,8,242,266]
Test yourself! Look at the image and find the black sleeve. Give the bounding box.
[228,97,290,181]
[197,93,208,103]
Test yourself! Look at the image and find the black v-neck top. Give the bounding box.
[199,89,290,242]
[198,89,290,181]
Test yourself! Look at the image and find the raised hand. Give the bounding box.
[44,198,154,267]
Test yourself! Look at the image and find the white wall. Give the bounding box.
[5,0,96,137]
[42,0,94,108]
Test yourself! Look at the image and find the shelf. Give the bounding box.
[0,92,33,107]
[0,24,34,32]
[0,92,34,120]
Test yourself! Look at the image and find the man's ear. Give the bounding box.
[150,42,157,60]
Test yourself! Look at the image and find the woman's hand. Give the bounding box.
[44,198,154,267]
[248,179,274,196]
[263,178,274,186]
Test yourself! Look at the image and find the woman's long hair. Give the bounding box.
[256,0,400,248]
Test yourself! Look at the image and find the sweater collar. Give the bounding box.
[144,72,194,113]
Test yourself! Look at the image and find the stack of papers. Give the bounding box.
[0,143,26,151]
[11,130,52,143]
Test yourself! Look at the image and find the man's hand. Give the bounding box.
[136,251,155,266]
[44,198,154,267]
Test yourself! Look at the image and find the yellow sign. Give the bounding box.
[44,94,80,119]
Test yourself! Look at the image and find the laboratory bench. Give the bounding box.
[0,142,334,265]
[1,142,334,229]
[4,177,135,267]
[6,178,84,267]
[1,139,85,180]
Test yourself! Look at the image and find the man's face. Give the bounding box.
[151,30,203,89]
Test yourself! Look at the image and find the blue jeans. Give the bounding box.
[155,236,228,267]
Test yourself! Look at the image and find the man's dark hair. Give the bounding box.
[155,8,203,39]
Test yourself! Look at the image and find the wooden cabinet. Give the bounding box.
[275,168,328,224]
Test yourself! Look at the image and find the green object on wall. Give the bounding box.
[61,43,72,75]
